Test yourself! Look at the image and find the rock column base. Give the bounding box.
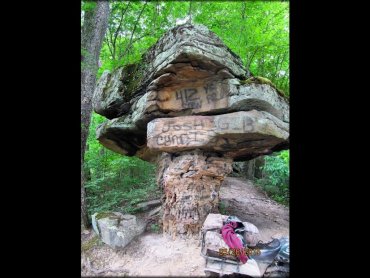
[157,150,233,239]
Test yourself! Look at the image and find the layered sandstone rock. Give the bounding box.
[92,24,289,237]
[157,151,232,238]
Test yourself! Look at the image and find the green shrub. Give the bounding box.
[256,150,289,205]
[150,223,160,233]
[84,113,160,219]
[219,201,228,214]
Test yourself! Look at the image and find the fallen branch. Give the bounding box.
[136,199,161,211]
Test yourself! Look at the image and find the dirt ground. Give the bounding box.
[220,177,289,242]
[81,177,289,277]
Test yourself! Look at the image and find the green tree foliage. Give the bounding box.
[83,1,289,217]
[98,1,289,96]
[257,150,289,205]
[84,113,160,218]
[193,1,289,95]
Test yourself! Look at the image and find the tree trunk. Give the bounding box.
[81,1,110,229]
[254,156,265,179]
[245,159,256,180]
[81,158,89,228]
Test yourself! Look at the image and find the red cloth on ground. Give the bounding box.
[221,221,248,264]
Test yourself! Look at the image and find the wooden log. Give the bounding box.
[135,199,161,211]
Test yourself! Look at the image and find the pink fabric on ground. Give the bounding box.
[221,221,248,264]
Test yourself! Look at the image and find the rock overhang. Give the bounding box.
[93,23,289,162]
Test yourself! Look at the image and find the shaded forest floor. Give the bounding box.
[81,177,289,276]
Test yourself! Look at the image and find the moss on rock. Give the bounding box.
[81,235,100,252]
[241,76,288,101]
[95,211,118,220]
[121,60,147,103]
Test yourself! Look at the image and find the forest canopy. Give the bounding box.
[83,1,290,96]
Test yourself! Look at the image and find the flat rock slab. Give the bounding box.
[204,256,261,277]
[204,230,238,261]
[202,213,260,247]
[96,81,289,161]
[148,74,289,122]
[202,213,224,231]
[91,212,146,249]
[147,110,288,160]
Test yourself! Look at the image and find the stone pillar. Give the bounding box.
[147,111,288,238]
[92,24,290,239]
[157,151,232,238]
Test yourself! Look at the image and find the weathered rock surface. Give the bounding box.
[202,213,260,247]
[157,151,233,238]
[93,24,289,161]
[93,24,250,119]
[91,212,146,249]
[204,230,238,261]
[204,253,261,277]
[92,69,126,119]
[203,229,261,276]
[95,81,289,160]
[147,110,288,160]
[201,213,224,231]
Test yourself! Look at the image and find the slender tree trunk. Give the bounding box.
[81,158,89,228]
[240,159,256,180]
[81,1,110,229]
[254,156,265,179]
[188,1,193,23]
[118,2,147,61]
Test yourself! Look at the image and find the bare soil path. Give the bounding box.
[81,177,289,276]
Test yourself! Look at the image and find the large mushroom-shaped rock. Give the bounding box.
[93,24,289,238]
